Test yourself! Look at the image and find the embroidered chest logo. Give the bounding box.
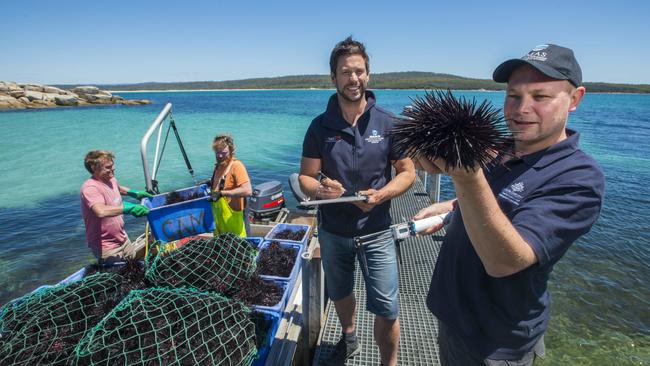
[511,182,524,192]
[365,130,384,144]
[499,181,525,205]
[325,135,342,143]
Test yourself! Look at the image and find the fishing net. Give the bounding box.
[74,287,257,366]
[0,273,130,365]
[145,233,258,294]
[83,258,148,290]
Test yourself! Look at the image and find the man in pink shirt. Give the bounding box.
[80,150,151,263]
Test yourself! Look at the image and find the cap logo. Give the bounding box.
[532,44,549,51]
[523,51,547,62]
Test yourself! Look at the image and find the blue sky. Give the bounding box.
[2,0,649,85]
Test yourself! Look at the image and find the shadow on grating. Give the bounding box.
[313,176,445,365]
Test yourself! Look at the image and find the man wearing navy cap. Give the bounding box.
[414,44,605,364]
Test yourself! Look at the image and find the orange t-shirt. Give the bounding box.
[211,159,250,211]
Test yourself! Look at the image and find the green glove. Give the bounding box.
[123,201,149,217]
[127,189,154,200]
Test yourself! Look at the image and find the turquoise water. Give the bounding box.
[0,90,648,364]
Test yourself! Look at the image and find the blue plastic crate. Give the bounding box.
[257,240,301,292]
[141,184,215,242]
[252,279,289,315]
[251,309,281,366]
[245,237,263,249]
[264,223,310,247]
[58,261,144,285]
[59,267,86,285]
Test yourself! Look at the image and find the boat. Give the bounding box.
[0,102,444,365]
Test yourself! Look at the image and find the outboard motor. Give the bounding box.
[249,181,285,220]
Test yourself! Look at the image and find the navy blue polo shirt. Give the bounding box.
[302,91,405,237]
[427,129,604,360]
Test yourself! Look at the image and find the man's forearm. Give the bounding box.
[298,175,321,199]
[379,169,415,202]
[453,170,537,277]
[377,159,416,203]
[92,203,125,218]
[119,185,130,195]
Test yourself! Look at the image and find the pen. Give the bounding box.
[318,171,346,193]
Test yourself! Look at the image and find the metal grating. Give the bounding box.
[314,176,445,365]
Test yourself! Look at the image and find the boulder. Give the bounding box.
[24,90,46,101]
[23,84,44,92]
[0,94,18,102]
[55,95,79,106]
[0,81,150,110]
[1,82,21,93]
[42,85,64,94]
[0,95,24,109]
[71,86,99,95]
[9,90,25,98]
[121,99,151,105]
[24,91,59,102]
[27,99,56,108]
[78,93,97,102]
[91,94,114,104]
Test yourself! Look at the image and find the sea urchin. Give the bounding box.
[392,89,511,171]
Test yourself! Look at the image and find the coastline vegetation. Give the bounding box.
[56,72,650,93]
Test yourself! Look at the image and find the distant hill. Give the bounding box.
[56,72,650,93]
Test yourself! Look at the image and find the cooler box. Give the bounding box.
[141,184,215,242]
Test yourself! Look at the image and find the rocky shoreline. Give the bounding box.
[0,81,151,110]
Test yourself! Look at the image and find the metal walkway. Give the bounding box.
[313,176,446,365]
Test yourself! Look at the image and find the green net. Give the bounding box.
[0,273,130,365]
[145,233,258,294]
[74,287,257,365]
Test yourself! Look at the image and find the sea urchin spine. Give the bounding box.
[392,89,511,171]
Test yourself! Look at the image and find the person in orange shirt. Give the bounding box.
[209,134,253,237]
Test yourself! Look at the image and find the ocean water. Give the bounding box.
[0,90,648,364]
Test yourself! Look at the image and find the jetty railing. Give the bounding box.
[140,102,173,192]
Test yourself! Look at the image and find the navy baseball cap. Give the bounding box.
[493,44,582,87]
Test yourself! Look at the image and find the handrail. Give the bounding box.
[140,102,173,192]
[418,170,442,203]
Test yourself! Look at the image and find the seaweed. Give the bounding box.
[232,276,283,307]
[74,288,256,365]
[257,241,297,277]
[0,273,128,365]
[271,228,306,241]
[84,258,148,295]
[164,190,204,205]
[146,234,258,294]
